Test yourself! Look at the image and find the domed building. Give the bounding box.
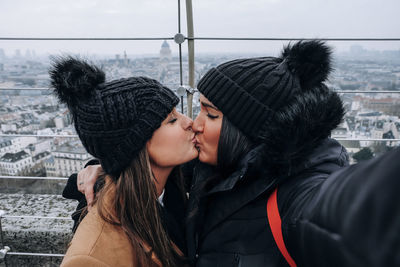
[160,40,172,63]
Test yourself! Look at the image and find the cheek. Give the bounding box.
[201,121,221,165]
[148,126,195,167]
[149,128,179,162]
[203,126,219,149]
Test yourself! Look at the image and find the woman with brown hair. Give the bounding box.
[49,57,198,267]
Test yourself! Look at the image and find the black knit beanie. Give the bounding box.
[198,40,345,174]
[197,40,335,142]
[49,57,179,177]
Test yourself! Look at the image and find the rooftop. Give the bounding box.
[0,150,30,162]
[54,140,88,154]
[0,139,12,148]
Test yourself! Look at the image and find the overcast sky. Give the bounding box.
[0,0,399,57]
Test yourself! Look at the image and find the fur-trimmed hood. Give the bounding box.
[260,84,345,177]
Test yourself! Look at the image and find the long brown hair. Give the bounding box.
[94,147,184,267]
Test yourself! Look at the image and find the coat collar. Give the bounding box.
[188,144,277,242]
[201,173,277,237]
[206,144,270,195]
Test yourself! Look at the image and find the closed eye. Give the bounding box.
[207,113,219,119]
[168,118,178,123]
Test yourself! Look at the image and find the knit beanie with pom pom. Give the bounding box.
[49,57,179,178]
[197,40,345,171]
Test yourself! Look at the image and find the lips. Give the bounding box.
[190,133,196,143]
[194,136,200,145]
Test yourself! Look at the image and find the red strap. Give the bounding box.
[267,188,297,267]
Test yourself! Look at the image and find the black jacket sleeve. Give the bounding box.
[295,147,400,267]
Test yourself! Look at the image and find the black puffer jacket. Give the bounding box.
[290,145,400,267]
[186,138,349,266]
[187,139,400,267]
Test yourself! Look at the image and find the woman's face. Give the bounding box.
[192,94,223,166]
[147,108,198,168]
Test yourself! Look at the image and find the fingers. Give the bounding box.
[77,170,86,194]
[85,190,94,211]
[76,164,103,208]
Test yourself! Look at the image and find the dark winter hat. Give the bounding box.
[198,40,344,171]
[49,57,179,177]
[198,40,335,141]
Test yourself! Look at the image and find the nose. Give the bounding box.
[180,113,193,130]
[192,114,203,133]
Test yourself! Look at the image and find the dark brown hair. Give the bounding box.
[94,148,184,267]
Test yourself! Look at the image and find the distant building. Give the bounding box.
[54,116,65,129]
[14,49,21,58]
[44,156,56,176]
[45,141,91,177]
[354,96,400,117]
[1,123,17,132]
[30,151,52,176]
[0,151,33,176]
[123,51,129,66]
[0,136,37,157]
[27,139,53,157]
[160,40,172,63]
[53,110,72,129]
[371,120,397,139]
[345,116,356,131]
[0,139,15,156]
[332,127,348,139]
[0,48,5,59]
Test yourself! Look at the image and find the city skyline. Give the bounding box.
[0,0,400,55]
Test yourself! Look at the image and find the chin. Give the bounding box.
[193,149,200,158]
[181,148,199,163]
[188,151,199,161]
[199,152,216,166]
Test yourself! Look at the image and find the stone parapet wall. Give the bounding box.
[0,194,76,267]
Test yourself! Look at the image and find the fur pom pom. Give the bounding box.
[281,40,332,89]
[49,56,105,106]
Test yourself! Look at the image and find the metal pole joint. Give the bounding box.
[177,85,196,96]
[174,33,186,44]
[0,246,10,259]
[186,87,196,95]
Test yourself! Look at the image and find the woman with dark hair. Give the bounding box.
[49,57,198,267]
[185,40,345,266]
[72,40,400,267]
[187,40,400,266]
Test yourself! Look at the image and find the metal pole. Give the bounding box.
[178,0,184,114]
[0,211,5,247]
[0,210,8,267]
[0,37,174,41]
[185,37,400,41]
[6,252,64,257]
[186,0,195,119]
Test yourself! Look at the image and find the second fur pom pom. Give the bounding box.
[281,40,332,90]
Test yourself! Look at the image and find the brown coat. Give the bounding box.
[61,179,162,267]
[60,207,161,267]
